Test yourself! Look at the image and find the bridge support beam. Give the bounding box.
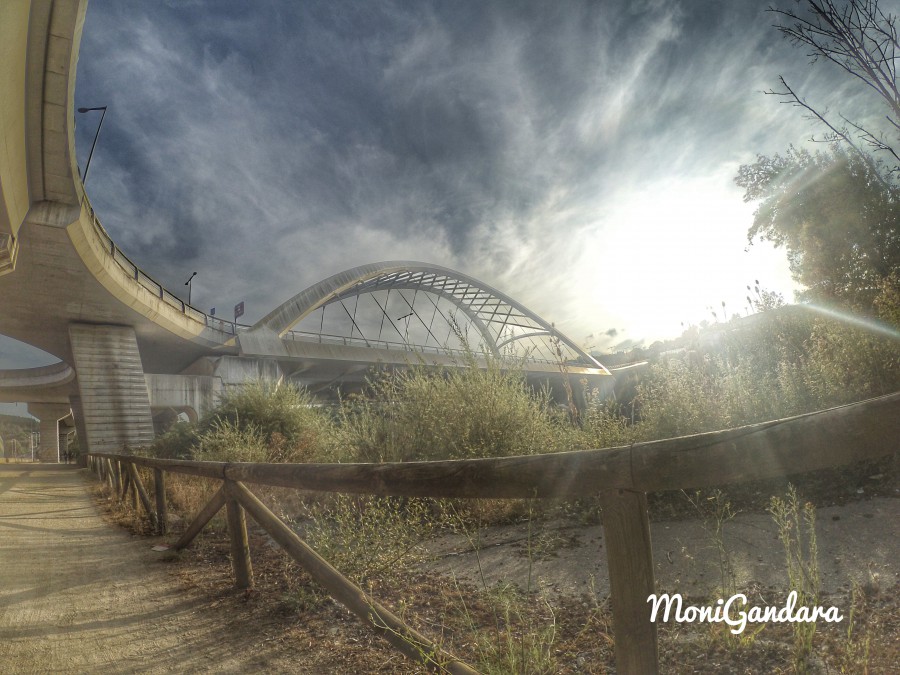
[69,324,154,454]
[27,403,71,462]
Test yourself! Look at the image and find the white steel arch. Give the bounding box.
[254,261,608,371]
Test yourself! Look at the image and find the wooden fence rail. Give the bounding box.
[87,391,900,674]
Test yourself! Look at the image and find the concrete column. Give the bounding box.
[27,403,72,462]
[69,324,154,455]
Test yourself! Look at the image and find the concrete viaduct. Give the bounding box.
[0,0,610,462]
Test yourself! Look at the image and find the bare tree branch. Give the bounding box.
[766,77,872,152]
[843,114,900,165]
[768,0,900,174]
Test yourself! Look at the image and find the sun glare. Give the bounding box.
[804,304,900,341]
[578,174,797,348]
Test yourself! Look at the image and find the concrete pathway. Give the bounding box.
[0,464,297,674]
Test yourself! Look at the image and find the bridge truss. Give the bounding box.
[255,262,606,371]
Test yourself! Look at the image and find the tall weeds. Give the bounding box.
[769,486,821,674]
[630,307,900,442]
[337,356,576,463]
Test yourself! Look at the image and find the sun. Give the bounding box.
[577,173,797,347]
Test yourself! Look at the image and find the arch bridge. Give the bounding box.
[239,260,607,374]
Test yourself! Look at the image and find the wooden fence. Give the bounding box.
[86,391,900,674]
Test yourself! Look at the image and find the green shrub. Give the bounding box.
[874,271,900,327]
[194,418,269,463]
[199,379,336,462]
[338,358,575,462]
[769,486,821,673]
[798,318,900,406]
[150,421,199,459]
[579,389,639,449]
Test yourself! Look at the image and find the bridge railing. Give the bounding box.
[86,391,900,673]
[79,193,251,335]
[284,328,485,357]
[282,328,594,367]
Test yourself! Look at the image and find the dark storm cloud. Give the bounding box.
[69,0,883,333]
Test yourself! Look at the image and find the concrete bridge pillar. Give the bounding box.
[69,324,154,454]
[27,403,71,462]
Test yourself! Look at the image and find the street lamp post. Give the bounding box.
[77,106,108,184]
[185,271,198,305]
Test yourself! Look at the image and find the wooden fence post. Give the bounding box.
[599,488,659,674]
[173,486,227,551]
[126,463,157,528]
[119,460,128,498]
[224,481,253,589]
[120,464,130,501]
[129,464,139,512]
[108,459,118,493]
[154,468,167,535]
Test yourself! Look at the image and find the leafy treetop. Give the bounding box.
[735,144,900,310]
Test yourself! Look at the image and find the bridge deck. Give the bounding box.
[0,464,306,673]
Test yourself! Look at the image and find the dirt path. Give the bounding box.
[0,464,316,675]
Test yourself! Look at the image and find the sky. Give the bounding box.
[3,0,896,379]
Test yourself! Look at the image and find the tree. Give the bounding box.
[735,144,900,308]
[735,1,900,310]
[0,416,33,459]
[768,0,900,172]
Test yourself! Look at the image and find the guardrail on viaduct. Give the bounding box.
[87,390,900,673]
[80,193,248,336]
